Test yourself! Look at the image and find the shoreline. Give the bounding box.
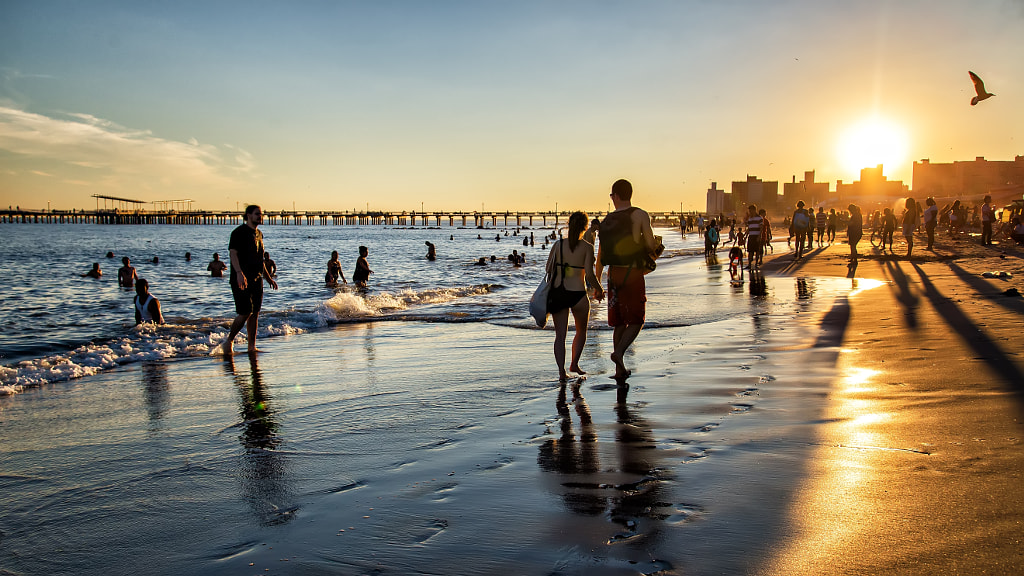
[1,230,1022,574]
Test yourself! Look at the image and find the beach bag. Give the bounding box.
[529,277,551,327]
[530,242,558,327]
[793,211,809,232]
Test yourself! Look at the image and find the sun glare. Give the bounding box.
[838,118,909,177]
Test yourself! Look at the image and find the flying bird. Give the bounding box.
[969,71,994,106]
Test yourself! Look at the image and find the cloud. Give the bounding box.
[0,106,258,192]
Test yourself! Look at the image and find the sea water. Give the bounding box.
[0,222,715,393]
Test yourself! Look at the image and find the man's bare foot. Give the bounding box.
[558,371,569,382]
[610,353,629,379]
[569,364,586,375]
[220,340,234,356]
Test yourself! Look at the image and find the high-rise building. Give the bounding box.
[706,181,727,215]
[913,156,1024,199]
[782,170,830,209]
[731,175,778,213]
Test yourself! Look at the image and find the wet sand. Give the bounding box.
[2,231,1022,575]
[759,231,1024,574]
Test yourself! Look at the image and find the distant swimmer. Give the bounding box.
[353,246,373,286]
[208,253,227,277]
[185,251,192,262]
[134,278,164,325]
[106,251,115,259]
[474,257,487,266]
[326,250,345,286]
[263,252,277,278]
[118,257,137,288]
[152,256,159,264]
[221,205,279,355]
[82,262,102,278]
[425,241,437,261]
[969,71,994,106]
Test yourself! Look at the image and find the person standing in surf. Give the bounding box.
[596,179,658,380]
[134,278,165,325]
[221,205,278,355]
[353,246,372,287]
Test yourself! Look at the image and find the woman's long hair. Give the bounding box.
[567,211,588,251]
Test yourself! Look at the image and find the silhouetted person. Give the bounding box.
[118,257,137,288]
[82,262,102,278]
[596,179,657,380]
[134,278,164,325]
[208,253,227,277]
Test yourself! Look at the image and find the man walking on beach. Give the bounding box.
[596,179,657,380]
[221,205,278,355]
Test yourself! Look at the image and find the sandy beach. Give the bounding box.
[2,230,1023,575]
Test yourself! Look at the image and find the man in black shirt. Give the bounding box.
[221,205,278,355]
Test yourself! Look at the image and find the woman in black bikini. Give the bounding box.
[545,211,605,381]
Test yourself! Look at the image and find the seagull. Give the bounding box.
[969,71,994,106]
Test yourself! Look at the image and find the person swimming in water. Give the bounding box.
[82,262,102,278]
[425,241,436,261]
[208,253,227,277]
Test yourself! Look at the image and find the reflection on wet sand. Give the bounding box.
[538,380,671,555]
[223,353,294,526]
[140,361,169,426]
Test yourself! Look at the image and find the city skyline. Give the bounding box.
[2,1,1022,212]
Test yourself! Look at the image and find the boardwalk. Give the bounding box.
[0,209,694,228]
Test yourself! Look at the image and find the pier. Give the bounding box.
[0,208,694,228]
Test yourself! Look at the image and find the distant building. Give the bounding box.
[836,165,909,208]
[706,181,727,215]
[783,170,830,209]
[913,156,1024,199]
[731,175,778,213]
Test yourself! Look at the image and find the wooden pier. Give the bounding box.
[0,209,693,228]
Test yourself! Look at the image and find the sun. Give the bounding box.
[837,118,909,177]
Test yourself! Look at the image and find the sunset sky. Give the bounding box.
[1,0,1021,213]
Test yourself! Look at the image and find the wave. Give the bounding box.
[0,284,499,395]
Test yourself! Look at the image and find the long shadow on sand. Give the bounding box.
[911,263,1024,394]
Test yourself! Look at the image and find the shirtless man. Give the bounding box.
[263,252,277,278]
[221,205,279,354]
[353,246,372,287]
[118,257,137,288]
[208,253,227,277]
[596,179,657,380]
[82,262,102,278]
[134,278,165,325]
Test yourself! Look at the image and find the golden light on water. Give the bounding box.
[838,117,909,176]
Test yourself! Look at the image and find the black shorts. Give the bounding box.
[231,276,264,316]
[747,237,763,255]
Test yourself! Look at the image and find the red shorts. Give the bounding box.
[607,266,646,326]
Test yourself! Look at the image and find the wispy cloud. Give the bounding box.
[0,106,258,193]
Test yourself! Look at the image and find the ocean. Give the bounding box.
[0,222,699,393]
[0,222,865,395]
